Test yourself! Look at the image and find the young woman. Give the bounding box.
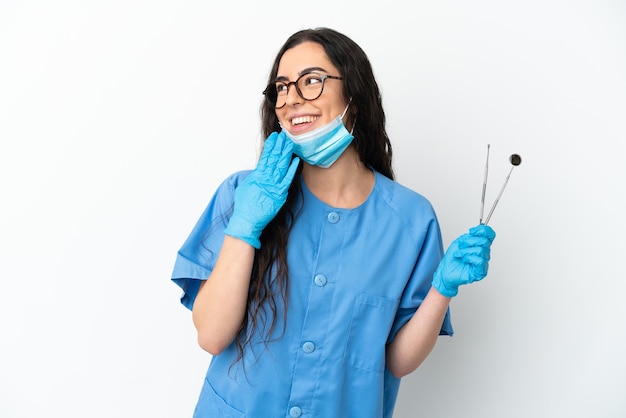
[172,27,495,418]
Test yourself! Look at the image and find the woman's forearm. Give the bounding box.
[385,287,451,378]
[192,235,255,355]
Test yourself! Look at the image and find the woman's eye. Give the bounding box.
[302,75,322,86]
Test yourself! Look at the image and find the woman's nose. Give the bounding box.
[284,83,302,106]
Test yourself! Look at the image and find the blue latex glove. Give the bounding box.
[224,131,300,249]
[432,224,496,297]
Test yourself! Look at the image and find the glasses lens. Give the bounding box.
[297,73,324,101]
[265,73,326,108]
[264,83,281,108]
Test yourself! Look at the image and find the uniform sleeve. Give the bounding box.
[387,215,454,343]
[171,171,250,310]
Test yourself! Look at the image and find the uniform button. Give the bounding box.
[289,406,302,417]
[302,341,316,353]
[314,274,327,287]
[327,212,340,223]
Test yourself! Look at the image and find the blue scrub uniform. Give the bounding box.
[172,170,453,418]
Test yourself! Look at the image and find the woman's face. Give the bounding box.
[275,41,347,136]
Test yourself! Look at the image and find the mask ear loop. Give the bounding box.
[340,98,353,119]
[341,98,356,134]
[349,118,356,135]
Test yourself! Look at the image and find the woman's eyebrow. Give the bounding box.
[299,67,327,75]
[274,67,329,82]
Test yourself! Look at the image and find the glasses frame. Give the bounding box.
[263,72,343,109]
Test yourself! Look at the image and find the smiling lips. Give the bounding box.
[291,115,320,126]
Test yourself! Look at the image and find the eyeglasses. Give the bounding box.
[263,72,343,109]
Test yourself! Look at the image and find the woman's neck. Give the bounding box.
[301,147,375,209]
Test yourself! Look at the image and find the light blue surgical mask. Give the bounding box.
[282,103,353,168]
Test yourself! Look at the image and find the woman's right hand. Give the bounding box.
[224,131,300,248]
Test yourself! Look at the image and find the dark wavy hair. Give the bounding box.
[233,27,394,367]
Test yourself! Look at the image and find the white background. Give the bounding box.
[1,1,625,417]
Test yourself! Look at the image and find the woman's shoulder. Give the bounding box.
[373,171,435,212]
[201,170,253,209]
[213,170,253,194]
[371,171,441,242]
[223,169,253,187]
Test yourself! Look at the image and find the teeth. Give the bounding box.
[292,116,319,125]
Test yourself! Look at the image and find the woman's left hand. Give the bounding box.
[431,224,496,297]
